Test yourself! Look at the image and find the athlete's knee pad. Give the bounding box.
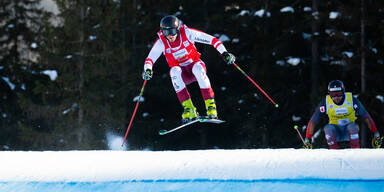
[346,123,359,140]
[324,124,337,134]
[324,124,339,149]
[170,66,185,92]
[192,62,211,89]
[192,62,205,74]
[170,66,182,77]
[346,123,359,133]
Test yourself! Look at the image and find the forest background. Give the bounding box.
[0,0,383,150]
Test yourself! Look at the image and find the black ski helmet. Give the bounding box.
[160,15,181,36]
[328,80,345,93]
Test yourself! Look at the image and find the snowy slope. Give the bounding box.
[1,149,384,182]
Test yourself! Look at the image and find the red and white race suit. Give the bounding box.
[143,24,228,103]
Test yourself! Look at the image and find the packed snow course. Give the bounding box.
[1,149,384,192]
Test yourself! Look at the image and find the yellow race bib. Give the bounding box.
[326,92,357,125]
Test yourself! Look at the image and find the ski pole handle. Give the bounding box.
[232,62,278,108]
[121,80,147,148]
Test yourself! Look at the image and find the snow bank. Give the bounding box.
[1,149,383,182]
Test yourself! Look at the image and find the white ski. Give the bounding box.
[158,116,225,135]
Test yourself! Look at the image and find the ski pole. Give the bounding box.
[293,125,305,144]
[121,80,147,148]
[232,62,278,108]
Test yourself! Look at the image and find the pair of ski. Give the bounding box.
[158,116,225,135]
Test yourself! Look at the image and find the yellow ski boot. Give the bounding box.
[205,98,218,119]
[181,98,198,124]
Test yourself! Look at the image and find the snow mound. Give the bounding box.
[1,149,383,182]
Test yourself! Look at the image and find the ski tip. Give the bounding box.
[275,104,279,108]
[293,125,298,129]
[159,129,167,135]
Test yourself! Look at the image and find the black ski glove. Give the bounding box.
[222,52,236,65]
[142,69,153,80]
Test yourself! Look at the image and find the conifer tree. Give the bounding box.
[0,0,54,149]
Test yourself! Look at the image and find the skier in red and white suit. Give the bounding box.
[142,15,236,123]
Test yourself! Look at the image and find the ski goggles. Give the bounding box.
[161,28,178,36]
[330,91,344,98]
